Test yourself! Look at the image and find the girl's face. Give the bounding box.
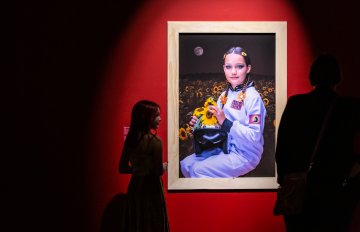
[223,53,251,89]
[151,108,161,129]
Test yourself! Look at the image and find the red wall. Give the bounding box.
[15,0,360,231]
[87,0,357,231]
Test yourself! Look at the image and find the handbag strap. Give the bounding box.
[308,96,338,171]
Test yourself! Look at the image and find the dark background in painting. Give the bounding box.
[179,33,276,75]
[178,34,276,177]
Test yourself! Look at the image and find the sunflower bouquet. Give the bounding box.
[192,97,220,130]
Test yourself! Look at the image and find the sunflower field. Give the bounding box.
[178,73,276,177]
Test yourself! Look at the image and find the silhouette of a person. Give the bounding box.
[275,54,360,231]
[119,100,169,232]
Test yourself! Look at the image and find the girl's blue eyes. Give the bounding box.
[224,64,245,70]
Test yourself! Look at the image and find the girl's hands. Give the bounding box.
[189,115,198,127]
[189,105,225,127]
[208,105,226,125]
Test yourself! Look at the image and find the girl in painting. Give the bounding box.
[180,46,266,178]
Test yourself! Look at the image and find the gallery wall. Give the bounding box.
[16,0,360,232]
[89,0,360,231]
[89,0,312,232]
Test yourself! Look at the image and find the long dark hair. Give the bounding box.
[125,100,160,146]
[221,46,252,108]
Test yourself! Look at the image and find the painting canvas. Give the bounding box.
[167,21,287,190]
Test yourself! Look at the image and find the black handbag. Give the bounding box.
[273,172,308,215]
[193,128,229,156]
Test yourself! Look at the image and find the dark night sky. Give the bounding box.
[179,33,276,76]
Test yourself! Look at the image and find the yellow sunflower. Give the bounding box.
[193,107,205,117]
[219,94,227,105]
[212,86,220,95]
[179,128,188,140]
[204,97,217,107]
[200,109,218,126]
[237,92,246,102]
[263,98,269,106]
[185,124,192,134]
[192,97,219,128]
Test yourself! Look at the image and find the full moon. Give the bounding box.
[194,46,204,56]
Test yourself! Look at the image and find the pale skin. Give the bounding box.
[189,53,251,126]
[151,108,161,129]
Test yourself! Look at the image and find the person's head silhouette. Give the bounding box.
[309,54,342,87]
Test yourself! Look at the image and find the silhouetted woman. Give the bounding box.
[119,100,169,232]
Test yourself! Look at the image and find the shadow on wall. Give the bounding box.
[100,193,127,232]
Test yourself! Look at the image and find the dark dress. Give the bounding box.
[275,86,360,231]
[119,133,169,232]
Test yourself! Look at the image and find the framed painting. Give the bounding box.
[167,21,287,190]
